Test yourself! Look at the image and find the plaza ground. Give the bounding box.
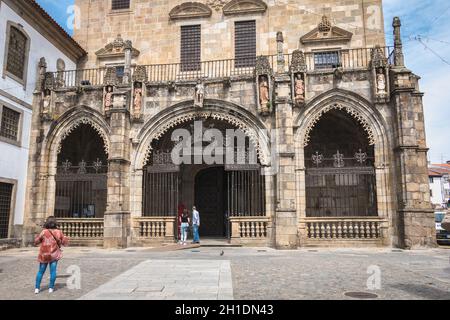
[0,245,449,300]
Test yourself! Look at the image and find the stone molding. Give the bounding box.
[96,34,140,60]
[169,2,212,20]
[223,0,267,16]
[300,15,353,44]
[56,116,110,155]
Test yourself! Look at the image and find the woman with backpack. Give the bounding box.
[34,216,69,294]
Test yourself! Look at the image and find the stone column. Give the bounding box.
[23,59,50,245]
[390,18,436,249]
[104,90,131,248]
[273,74,297,249]
[123,40,132,84]
[276,32,285,74]
[393,17,405,68]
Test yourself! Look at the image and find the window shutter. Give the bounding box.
[180,25,201,72]
[0,107,20,141]
[235,21,256,68]
[6,27,27,80]
[112,0,130,10]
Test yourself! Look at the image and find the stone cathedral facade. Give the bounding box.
[23,0,436,249]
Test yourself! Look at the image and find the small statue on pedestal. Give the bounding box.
[133,82,143,119]
[104,85,113,112]
[194,80,205,108]
[294,74,305,105]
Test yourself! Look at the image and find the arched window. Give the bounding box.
[54,124,108,218]
[3,22,30,86]
[305,109,377,217]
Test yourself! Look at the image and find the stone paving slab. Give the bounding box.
[79,259,234,300]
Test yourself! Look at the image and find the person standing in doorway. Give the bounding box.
[192,206,201,244]
[180,209,190,245]
[34,216,69,294]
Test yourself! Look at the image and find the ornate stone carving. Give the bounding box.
[36,57,47,91]
[393,17,405,67]
[303,103,376,147]
[290,50,307,74]
[103,85,114,113]
[95,34,140,60]
[103,67,118,86]
[293,74,305,106]
[255,56,273,115]
[132,65,148,83]
[370,45,390,103]
[133,82,143,120]
[290,50,307,108]
[169,2,212,20]
[255,55,272,76]
[44,72,55,90]
[194,80,205,108]
[142,110,269,167]
[300,15,353,44]
[207,0,226,11]
[223,0,267,16]
[41,89,52,119]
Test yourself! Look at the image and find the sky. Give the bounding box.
[36,0,450,164]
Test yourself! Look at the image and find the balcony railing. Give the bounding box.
[47,46,394,88]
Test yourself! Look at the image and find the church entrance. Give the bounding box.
[142,116,267,242]
[194,167,227,238]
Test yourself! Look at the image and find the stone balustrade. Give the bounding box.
[58,218,104,246]
[301,217,388,245]
[132,217,176,245]
[230,216,271,246]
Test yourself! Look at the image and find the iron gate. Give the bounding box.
[142,165,179,217]
[226,166,266,217]
[54,161,107,218]
[305,151,377,217]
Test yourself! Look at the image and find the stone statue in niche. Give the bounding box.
[259,75,270,110]
[133,82,143,118]
[376,68,387,95]
[104,85,113,112]
[42,89,51,116]
[294,74,305,105]
[194,80,205,107]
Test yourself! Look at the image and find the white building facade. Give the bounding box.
[0,0,85,242]
[429,163,450,209]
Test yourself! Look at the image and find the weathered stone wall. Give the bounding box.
[73,0,385,68]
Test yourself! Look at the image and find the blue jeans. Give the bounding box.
[193,224,200,243]
[35,261,58,290]
[181,223,189,242]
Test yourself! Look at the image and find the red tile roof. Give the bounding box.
[429,164,450,176]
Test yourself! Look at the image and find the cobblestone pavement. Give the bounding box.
[0,246,449,300]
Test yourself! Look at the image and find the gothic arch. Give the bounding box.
[295,89,391,164]
[45,107,111,166]
[134,99,271,170]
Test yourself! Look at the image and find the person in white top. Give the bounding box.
[192,206,201,244]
